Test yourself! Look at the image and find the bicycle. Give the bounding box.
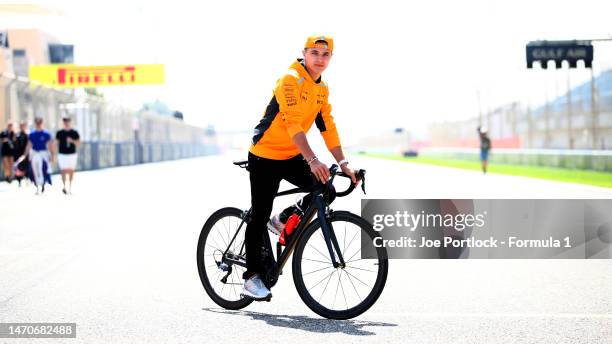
[196,161,388,320]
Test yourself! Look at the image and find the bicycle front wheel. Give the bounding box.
[292,211,388,319]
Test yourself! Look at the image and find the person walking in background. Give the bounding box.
[55,116,80,194]
[1,122,16,183]
[18,117,55,194]
[12,121,30,186]
[478,126,491,174]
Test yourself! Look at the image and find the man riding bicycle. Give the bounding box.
[242,35,359,300]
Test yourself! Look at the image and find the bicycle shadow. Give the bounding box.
[202,307,397,335]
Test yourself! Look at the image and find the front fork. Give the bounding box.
[314,196,346,268]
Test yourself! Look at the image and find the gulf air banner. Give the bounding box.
[29,64,165,88]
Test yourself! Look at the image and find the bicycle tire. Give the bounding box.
[197,207,253,310]
[292,211,388,319]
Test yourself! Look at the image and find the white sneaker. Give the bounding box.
[267,214,285,236]
[241,274,272,300]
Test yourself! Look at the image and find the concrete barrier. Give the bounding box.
[1,142,219,180]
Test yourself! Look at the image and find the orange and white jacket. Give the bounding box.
[249,59,341,160]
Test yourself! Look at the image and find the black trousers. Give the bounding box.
[244,152,316,279]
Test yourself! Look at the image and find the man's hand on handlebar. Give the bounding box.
[309,158,363,189]
[309,159,330,183]
[340,163,360,186]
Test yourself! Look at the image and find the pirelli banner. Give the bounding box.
[29,64,165,88]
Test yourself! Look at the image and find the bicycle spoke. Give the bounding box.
[213,225,228,249]
[206,243,221,252]
[345,246,362,263]
[232,238,244,254]
[307,242,331,262]
[226,217,235,252]
[302,257,331,264]
[339,270,348,310]
[217,223,229,248]
[345,258,365,264]
[209,234,224,253]
[342,222,347,254]
[318,270,336,303]
[343,269,371,288]
[224,217,232,251]
[345,265,377,273]
[220,221,230,248]
[214,222,227,247]
[343,229,359,257]
[229,269,238,299]
[308,269,336,292]
[303,265,333,276]
[332,271,341,308]
[344,269,363,302]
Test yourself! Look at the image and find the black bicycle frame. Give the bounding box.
[221,191,346,273]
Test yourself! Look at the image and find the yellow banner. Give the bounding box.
[29,64,165,88]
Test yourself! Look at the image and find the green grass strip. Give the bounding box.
[358,152,612,189]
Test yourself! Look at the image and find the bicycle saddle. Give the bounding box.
[233,160,249,169]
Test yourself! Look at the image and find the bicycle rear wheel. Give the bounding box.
[292,211,388,319]
[197,207,252,310]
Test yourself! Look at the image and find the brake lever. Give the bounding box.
[359,170,366,195]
